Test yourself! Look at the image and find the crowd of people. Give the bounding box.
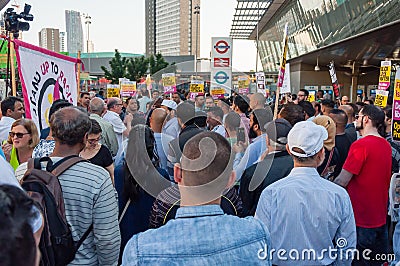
[0,87,399,265]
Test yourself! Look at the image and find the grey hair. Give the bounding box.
[50,106,91,146]
[90,97,105,114]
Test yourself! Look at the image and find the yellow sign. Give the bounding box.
[238,77,250,90]
[121,83,136,92]
[308,91,316,102]
[107,86,120,98]
[211,88,225,95]
[378,60,391,90]
[379,66,391,83]
[395,79,400,101]
[374,90,389,108]
[190,80,204,93]
[121,81,136,97]
[162,74,176,87]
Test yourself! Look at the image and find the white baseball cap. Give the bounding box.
[161,99,177,110]
[287,121,328,158]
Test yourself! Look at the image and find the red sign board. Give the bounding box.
[214,58,230,67]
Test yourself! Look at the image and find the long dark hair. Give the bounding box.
[123,125,160,202]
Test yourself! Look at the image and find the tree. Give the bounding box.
[100,49,128,84]
[149,53,169,75]
[126,56,149,82]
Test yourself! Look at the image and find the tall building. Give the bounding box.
[65,10,84,53]
[145,0,156,55]
[38,28,60,52]
[145,0,200,57]
[59,32,66,52]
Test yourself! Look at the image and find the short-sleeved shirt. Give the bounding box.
[86,144,113,168]
[343,135,392,228]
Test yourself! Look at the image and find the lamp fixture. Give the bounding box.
[314,56,320,71]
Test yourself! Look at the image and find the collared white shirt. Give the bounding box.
[0,116,15,143]
[103,110,126,159]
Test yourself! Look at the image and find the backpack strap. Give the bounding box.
[75,224,93,251]
[118,199,131,224]
[50,155,87,177]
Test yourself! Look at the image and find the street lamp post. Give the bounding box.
[194,4,200,79]
[83,13,91,83]
[256,0,259,72]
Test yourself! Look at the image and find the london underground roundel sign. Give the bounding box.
[214,71,229,85]
[214,40,230,54]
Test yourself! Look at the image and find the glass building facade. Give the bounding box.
[256,0,398,72]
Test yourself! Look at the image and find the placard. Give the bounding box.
[378,60,391,90]
[107,84,120,98]
[374,90,389,108]
[162,73,177,94]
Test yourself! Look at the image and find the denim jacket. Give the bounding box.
[122,205,272,265]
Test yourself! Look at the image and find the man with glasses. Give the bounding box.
[103,97,132,159]
[335,105,392,265]
[296,89,309,103]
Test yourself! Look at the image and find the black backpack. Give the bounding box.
[21,156,92,266]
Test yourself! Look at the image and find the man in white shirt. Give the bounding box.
[0,96,24,142]
[206,106,226,137]
[103,97,132,159]
[161,99,180,139]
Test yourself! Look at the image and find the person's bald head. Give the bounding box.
[89,97,105,115]
[250,93,265,110]
[339,104,354,123]
[149,108,167,133]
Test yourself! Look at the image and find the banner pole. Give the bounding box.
[77,50,81,102]
[273,87,280,119]
[10,34,17,96]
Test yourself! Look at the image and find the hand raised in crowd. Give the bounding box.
[2,142,12,162]
[232,141,247,154]
[124,112,133,126]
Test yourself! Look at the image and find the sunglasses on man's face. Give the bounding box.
[9,132,30,138]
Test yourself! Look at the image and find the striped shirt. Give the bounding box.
[16,158,121,266]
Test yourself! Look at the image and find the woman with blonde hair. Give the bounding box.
[2,118,39,171]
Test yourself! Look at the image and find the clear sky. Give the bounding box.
[5,0,259,72]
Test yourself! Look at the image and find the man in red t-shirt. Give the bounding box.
[335,104,391,265]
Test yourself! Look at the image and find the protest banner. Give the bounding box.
[280,63,291,94]
[162,73,177,94]
[392,67,400,141]
[378,60,391,90]
[238,76,250,94]
[120,81,136,98]
[210,87,225,99]
[14,40,81,131]
[274,23,289,118]
[374,90,389,108]
[308,90,316,102]
[107,84,120,98]
[255,72,265,95]
[190,80,204,94]
[328,61,340,97]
